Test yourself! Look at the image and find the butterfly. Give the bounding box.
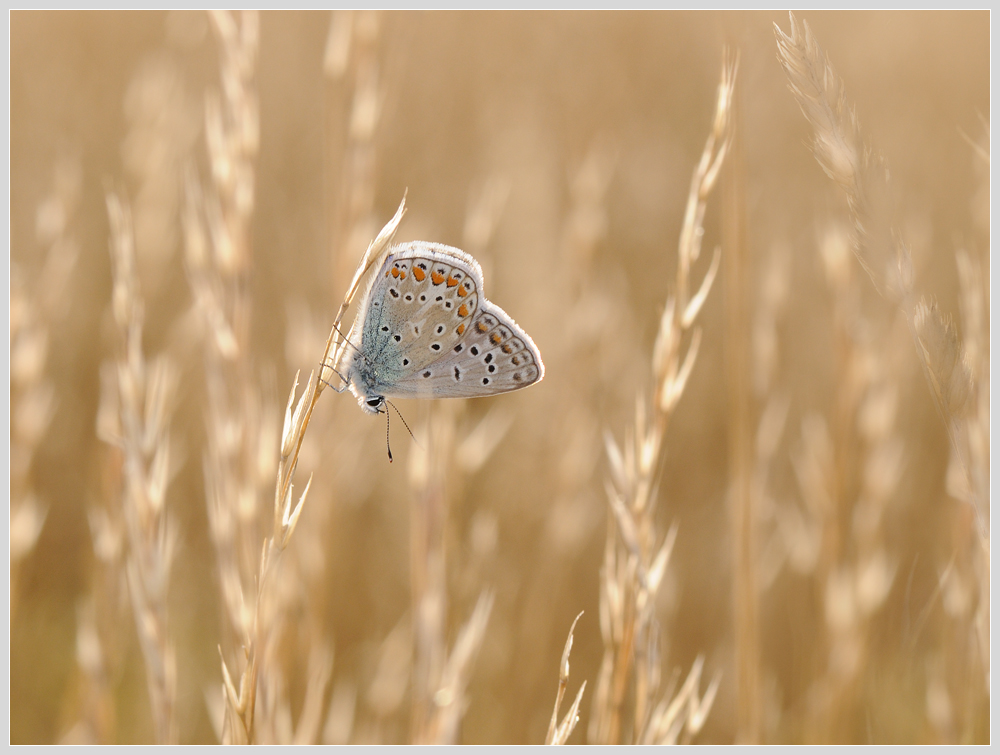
[336,241,545,422]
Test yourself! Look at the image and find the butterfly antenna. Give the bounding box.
[383,401,393,463]
[385,399,421,450]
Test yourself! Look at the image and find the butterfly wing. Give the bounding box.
[354,242,543,400]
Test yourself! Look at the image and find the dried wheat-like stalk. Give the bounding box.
[545,611,587,744]
[720,68,764,743]
[183,10,263,745]
[102,192,179,744]
[66,403,132,745]
[776,15,987,740]
[934,242,990,741]
[589,53,734,745]
[390,183,517,744]
[751,244,792,591]
[67,47,200,745]
[774,12,981,537]
[11,156,80,616]
[188,13,387,745]
[786,225,904,742]
[64,357,142,744]
[952,244,989,669]
[741,242,791,742]
[211,192,405,742]
[241,15,396,742]
[406,402,500,744]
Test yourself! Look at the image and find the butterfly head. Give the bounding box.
[361,394,385,415]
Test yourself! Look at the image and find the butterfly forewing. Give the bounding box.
[357,243,543,400]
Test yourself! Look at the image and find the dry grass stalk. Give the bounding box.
[589,54,734,745]
[19,161,120,746]
[776,15,987,739]
[406,402,499,744]
[546,611,587,744]
[774,12,982,538]
[182,10,270,743]
[212,196,405,742]
[923,145,988,738]
[401,190,513,742]
[248,16,394,740]
[936,244,990,741]
[102,192,179,743]
[10,156,80,615]
[67,340,140,743]
[720,66,763,743]
[187,13,382,743]
[788,225,903,742]
[744,243,791,740]
[67,411,136,745]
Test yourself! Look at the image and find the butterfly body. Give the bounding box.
[340,241,544,414]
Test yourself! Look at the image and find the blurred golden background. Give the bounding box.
[10,10,989,744]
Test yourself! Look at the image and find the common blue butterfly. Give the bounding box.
[337,241,544,416]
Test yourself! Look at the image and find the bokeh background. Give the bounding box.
[10,10,989,744]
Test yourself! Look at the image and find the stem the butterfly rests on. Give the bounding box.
[217,197,406,743]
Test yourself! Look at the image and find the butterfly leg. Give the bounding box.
[318,362,350,393]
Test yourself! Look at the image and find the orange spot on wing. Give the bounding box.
[476,322,489,333]
[490,333,502,345]
[501,343,513,354]
[399,270,407,280]
[458,304,469,317]
[431,271,445,285]
[391,267,400,278]
[457,286,468,297]
[446,276,459,287]
[457,323,465,335]
[413,267,426,281]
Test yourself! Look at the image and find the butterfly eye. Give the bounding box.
[366,397,382,408]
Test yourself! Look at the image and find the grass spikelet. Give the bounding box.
[774,12,907,302]
[103,191,179,743]
[912,299,973,422]
[546,611,586,744]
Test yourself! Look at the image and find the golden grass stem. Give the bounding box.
[722,73,761,744]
